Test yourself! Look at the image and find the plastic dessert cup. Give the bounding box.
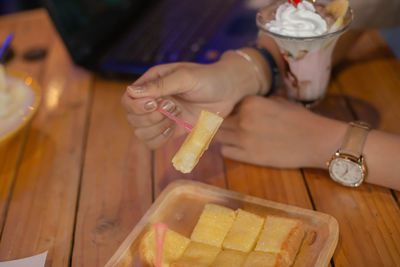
[256,0,353,107]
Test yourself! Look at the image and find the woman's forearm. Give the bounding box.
[363,130,400,190]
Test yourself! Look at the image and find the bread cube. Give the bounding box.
[255,216,305,265]
[243,251,289,267]
[190,204,235,247]
[222,209,265,252]
[210,249,247,267]
[139,227,190,267]
[171,242,221,267]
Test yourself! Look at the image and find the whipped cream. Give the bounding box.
[266,1,327,37]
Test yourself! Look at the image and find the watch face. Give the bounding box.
[329,158,364,186]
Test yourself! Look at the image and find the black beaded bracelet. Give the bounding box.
[250,45,279,97]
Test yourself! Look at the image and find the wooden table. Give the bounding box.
[0,9,399,267]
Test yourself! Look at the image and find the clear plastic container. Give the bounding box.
[106,180,338,267]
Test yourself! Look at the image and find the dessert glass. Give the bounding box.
[0,69,41,146]
[256,0,353,107]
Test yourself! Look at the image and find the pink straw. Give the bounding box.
[155,222,168,267]
[158,107,193,132]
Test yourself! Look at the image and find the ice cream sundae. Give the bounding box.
[257,0,352,106]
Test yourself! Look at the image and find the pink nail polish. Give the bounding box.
[161,100,175,112]
[127,85,146,94]
[144,100,157,111]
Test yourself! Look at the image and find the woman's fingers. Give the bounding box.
[126,66,197,99]
[216,113,251,162]
[131,62,195,86]
[121,93,158,115]
[134,116,176,141]
[219,114,240,131]
[125,98,180,127]
[220,145,247,163]
[215,127,242,148]
[146,124,176,149]
[127,101,182,149]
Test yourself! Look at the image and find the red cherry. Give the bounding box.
[289,0,302,7]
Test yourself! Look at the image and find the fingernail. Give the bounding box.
[171,106,181,116]
[162,126,174,136]
[144,100,157,111]
[161,100,175,112]
[127,85,146,94]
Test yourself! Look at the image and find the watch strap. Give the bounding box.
[341,121,370,158]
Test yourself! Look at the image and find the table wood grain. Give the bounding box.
[0,9,399,267]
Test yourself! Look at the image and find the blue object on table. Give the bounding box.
[0,33,14,63]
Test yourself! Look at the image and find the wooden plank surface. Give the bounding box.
[0,131,27,230]
[225,160,313,209]
[305,170,400,266]
[0,9,93,266]
[304,30,400,266]
[395,191,400,207]
[0,9,50,233]
[71,79,152,266]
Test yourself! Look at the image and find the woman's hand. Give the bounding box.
[121,53,261,149]
[217,96,347,168]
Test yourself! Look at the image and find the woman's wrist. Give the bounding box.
[311,117,348,169]
[238,47,273,96]
[217,49,271,104]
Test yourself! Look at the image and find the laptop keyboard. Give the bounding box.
[113,0,239,64]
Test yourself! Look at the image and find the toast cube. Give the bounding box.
[243,251,289,267]
[171,242,221,267]
[255,216,305,265]
[190,204,235,247]
[139,227,190,267]
[172,110,223,173]
[210,249,247,267]
[222,209,265,252]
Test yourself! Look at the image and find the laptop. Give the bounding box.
[44,0,261,78]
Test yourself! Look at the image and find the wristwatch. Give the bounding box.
[328,121,370,187]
